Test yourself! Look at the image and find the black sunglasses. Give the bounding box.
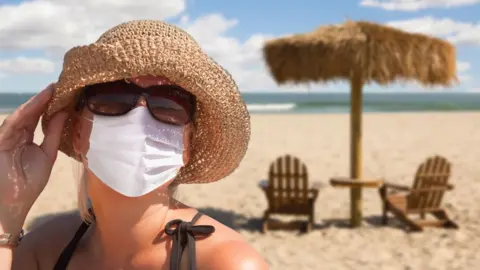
[76,80,196,126]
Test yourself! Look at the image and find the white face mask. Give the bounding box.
[84,107,185,197]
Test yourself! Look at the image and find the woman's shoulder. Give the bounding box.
[15,210,84,269]
[188,210,269,270]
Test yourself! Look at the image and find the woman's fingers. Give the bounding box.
[40,110,69,161]
[16,84,55,127]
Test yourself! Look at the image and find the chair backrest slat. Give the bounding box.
[268,155,309,206]
[407,156,451,212]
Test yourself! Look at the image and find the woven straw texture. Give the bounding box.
[41,20,251,185]
[263,20,457,86]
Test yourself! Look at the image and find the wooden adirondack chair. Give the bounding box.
[259,155,320,233]
[379,155,458,232]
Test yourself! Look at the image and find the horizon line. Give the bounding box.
[0,90,478,94]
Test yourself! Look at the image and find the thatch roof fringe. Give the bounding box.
[263,21,457,86]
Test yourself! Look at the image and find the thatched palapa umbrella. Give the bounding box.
[263,20,457,227]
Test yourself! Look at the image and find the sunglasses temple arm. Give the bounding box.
[75,89,87,111]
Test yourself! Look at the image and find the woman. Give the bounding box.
[0,20,268,269]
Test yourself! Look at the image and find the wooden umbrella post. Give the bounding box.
[350,73,363,227]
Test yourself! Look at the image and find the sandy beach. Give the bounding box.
[7,112,480,270]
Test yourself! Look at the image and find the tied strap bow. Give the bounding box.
[165,213,215,270]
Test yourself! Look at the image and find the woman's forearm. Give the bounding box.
[1,227,38,270]
[0,246,13,270]
[0,225,18,270]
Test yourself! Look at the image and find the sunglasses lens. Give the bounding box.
[148,97,191,125]
[88,90,136,115]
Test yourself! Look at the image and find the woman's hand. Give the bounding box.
[0,84,68,235]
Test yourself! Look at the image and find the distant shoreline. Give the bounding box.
[2,92,480,114]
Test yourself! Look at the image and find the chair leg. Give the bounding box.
[379,186,388,225]
[305,222,312,233]
[389,207,423,232]
[384,200,423,232]
[262,210,270,233]
[432,209,459,229]
[397,213,423,232]
[382,204,389,225]
[306,204,315,233]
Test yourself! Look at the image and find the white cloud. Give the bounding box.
[0,56,55,75]
[457,61,471,73]
[387,16,480,45]
[459,75,471,82]
[361,0,480,11]
[457,61,471,82]
[0,0,185,55]
[178,14,282,91]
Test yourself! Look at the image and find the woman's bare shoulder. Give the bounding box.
[194,211,269,270]
[205,239,269,270]
[14,210,84,269]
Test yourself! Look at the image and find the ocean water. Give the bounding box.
[243,92,480,114]
[1,92,480,114]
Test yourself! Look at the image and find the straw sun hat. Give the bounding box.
[41,20,251,185]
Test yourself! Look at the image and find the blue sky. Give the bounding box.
[0,0,479,93]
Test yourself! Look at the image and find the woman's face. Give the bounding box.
[72,75,195,166]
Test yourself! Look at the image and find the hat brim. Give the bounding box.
[41,37,250,184]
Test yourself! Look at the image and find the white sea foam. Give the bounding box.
[247,103,296,112]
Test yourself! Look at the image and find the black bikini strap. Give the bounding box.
[53,211,215,270]
[164,212,215,270]
[53,221,91,270]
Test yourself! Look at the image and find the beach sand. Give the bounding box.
[5,112,480,270]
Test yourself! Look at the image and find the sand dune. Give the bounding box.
[5,112,479,270]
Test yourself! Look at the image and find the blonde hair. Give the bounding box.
[74,162,179,223]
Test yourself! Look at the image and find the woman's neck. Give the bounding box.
[87,175,174,266]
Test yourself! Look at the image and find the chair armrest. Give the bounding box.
[330,177,384,188]
[308,184,322,197]
[259,179,325,190]
[383,182,411,191]
[307,181,323,200]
